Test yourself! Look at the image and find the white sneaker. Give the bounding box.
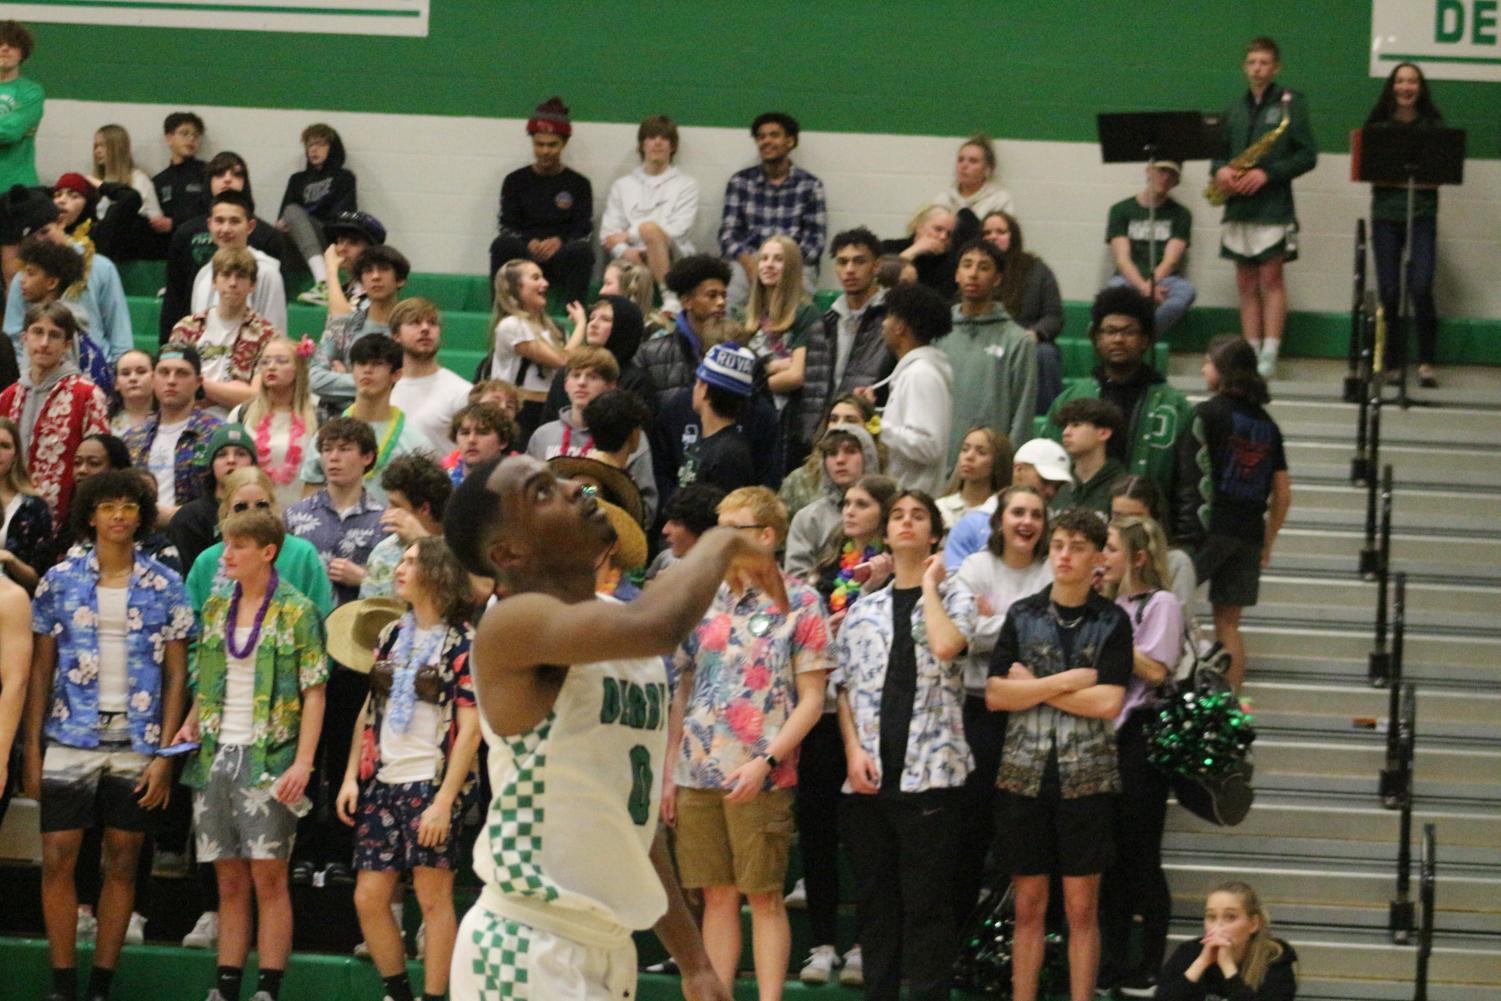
[248,993,275,1001]
[1257,353,1276,379]
[415,921,426,960]
[201,991,228,1001]
[297,281,330,306]
[182,910,219,949]
[125,911,147,944]
[839,945,864,986]
[659,290,682,316]
[784,877,807,908]
[355,902,409,959]
[76,907,98,942]
[799,944,838,984]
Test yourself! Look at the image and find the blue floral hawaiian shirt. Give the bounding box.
[283,488,386,607]
[33,547,196,754]
[833,582,975,793]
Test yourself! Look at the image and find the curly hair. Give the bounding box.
[72,468,158,542]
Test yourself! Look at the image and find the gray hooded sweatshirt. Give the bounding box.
[783,423,881,578]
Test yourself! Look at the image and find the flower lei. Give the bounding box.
[343,405,405,479]
[254,410,308,485]
[226,569,280,659]
[828,540,880,613]
[386,612,448,734]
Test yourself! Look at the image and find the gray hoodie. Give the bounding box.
[783,423,880,578]
[525,405,659,525]
[17,357,82,454]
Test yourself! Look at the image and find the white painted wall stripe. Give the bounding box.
[34,99,1501,320]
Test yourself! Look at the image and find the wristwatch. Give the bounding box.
[761,753,779,769]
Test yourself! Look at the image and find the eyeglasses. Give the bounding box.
[96,501,140,516]
[231,500,273,513]
[1097,324,1144,339]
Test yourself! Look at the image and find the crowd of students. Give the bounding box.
[6,17,1469,1001]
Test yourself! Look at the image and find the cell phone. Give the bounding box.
[156,741,200,757]
[851,562,872,583]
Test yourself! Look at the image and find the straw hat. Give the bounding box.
[599,499,648,573]
[547,455,646,526]
[324,597,406,673]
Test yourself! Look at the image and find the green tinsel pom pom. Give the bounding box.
[1146,689,1256,780]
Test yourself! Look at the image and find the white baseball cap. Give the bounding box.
[1013,438,1074,485]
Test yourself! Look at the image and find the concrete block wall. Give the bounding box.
[36,99,1501,322]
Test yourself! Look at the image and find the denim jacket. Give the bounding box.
[994,590,1130,799]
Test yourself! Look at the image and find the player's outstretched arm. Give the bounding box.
[482,527,788,674]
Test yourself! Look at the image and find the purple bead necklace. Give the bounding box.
[226,569,280,658]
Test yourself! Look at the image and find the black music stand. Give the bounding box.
[1356,125,1466,407]
[1097,112,1223,291]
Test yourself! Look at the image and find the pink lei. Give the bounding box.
[254,410,308,485]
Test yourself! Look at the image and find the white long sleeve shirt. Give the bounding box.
[880,345,953,495]
[600,165,699,257]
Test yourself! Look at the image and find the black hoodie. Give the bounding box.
[278,131,357,223]
[544,295,658,416]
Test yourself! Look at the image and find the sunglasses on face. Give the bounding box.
[231,500,273,514]
[97,501,140,516]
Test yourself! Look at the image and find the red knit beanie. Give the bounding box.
[526,96,573,138]
[53,172,98,208]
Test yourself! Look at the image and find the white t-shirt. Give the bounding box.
[96,586,131,712]
[951,552,1054,695]
[489,315,557,394]
[390,367,475,453]
[148,417,190,509]
[190,246,287,336]
[220,626,257,746]
[197,310,243,384]
[378,699,443,785]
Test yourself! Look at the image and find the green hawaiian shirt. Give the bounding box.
[182,578,329,789]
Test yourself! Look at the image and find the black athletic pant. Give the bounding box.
[296,664,368,866]
[1100,711,1171,981]
[487,235,594,307]
[843,788,962,1001]
[955,694,1006,929]
[794,713,847,947]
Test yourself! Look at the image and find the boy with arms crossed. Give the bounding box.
[986,509,1132,1001]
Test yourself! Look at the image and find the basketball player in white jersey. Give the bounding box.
[443,455,785,1001]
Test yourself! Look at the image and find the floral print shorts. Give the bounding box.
[193,744,299,862]
[354,778,461,872]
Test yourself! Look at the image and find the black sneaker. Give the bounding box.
[1117,972,1158,998]
[289,860,315,885]
[321,861,355,886]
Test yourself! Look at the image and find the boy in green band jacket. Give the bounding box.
[1210,36,1317,380]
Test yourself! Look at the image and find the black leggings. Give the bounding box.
[794,712,847,947]
[1100,711,1171,980]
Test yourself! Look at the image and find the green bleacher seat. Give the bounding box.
[115,259,167,297]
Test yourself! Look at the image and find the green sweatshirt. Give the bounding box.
[1212,81,1317,225]
[186,533,335,619]
[0,76,44,189]
[941,302,1037,463]
[1046,368,1205,545]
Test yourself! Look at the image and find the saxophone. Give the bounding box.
[1205,91,1292,206]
